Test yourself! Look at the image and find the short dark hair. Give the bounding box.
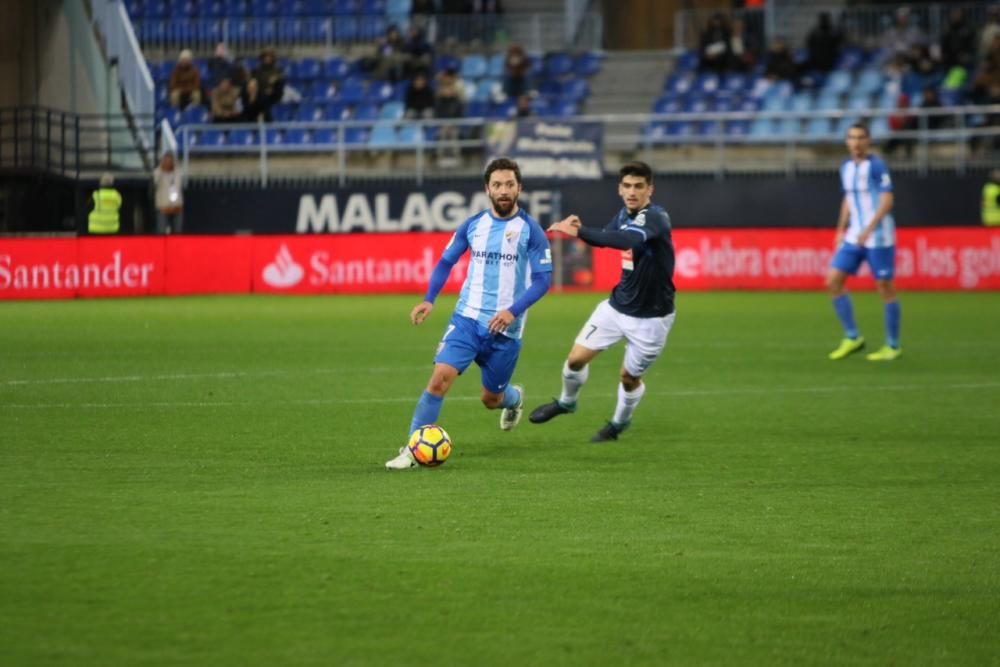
[484,157,522,185]
[619,161,653,184]
[847,122,870,137]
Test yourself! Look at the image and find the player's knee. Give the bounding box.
[620,370,642,390]
[825,273,844,294]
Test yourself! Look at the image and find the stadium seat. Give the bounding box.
[228,129,257,145]
[856,68,884,97]
[806,117,833,139]
[351,103,379,121]
[195,128,226,147]
[545,52,574,78]
[675,50,699,72]
[823,70,852,96]
[272,103,297,121]
[487,53,505,78]
[379,101,404,120]
[181,105,211,125]
[264,128,284,145]
[338,77,367,104]
[574,52,603,78]
[324,100,350,120]
[324,56,349,80]
[461,54,488,81]
[397,125,423,145]
[284,128,310,144]
[297,102,323,121]
[368,122,398,147]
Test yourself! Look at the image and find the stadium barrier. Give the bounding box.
[2,228,999,300]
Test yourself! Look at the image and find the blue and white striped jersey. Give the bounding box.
[840,155,896,248]
[441,208,552,339]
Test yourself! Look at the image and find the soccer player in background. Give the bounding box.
[827,123,902,361]
[528,161,677,443]
[385,158,553,470]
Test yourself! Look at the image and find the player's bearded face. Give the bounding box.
[487,170,522,217]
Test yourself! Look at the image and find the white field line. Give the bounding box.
[3,382,999,410]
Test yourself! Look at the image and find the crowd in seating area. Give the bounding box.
[645,5,1000,144]
[153,32,601,151]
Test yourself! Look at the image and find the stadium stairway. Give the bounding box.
[585,50,672,138]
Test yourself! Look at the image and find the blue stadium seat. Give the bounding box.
[312,128,336,144]
[196,129,226,146]
[351,103,379,121]
[472,79,500,103]
[694,73,720,95]
[823,70,852,96]
[675,50,699,72]
[488,99,516,119]
[225,0,251,15]
[749,118,778,140]
[308,81,336,100]
[284,128,309,144]
[325,100,350,120]
[664,73,694,96]
[559,79,590,102]
[324,56,349,80]
[297,102,323,121]
[806,117,833,139]
[365,81,395,104]
[791,92,814,113]
[360,0,386,14]
[652,96,682,114]
[397,125,423,145]
[545,52,573,78]
[272,103,297,121]
[296,58,322,81]
[722,73,749,94]
[333,0,359,14]
[434,54,461,75]
[379,101,404,120]
[264,128,284,145]
[548,100,577,118]
[181,105,210,125]
[338,77,367,104]
[251,0,281,16]
[461,54,488,81]
[816,91,842,110]
[465,100,488,117]
[856,68,884,97]
[487,53,505,78]
[369,122,398,146]
[574,52,603,78]
[725,120,750,137]
[228,129,257,145]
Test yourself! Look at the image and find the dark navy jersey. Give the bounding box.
[578,203,676,317]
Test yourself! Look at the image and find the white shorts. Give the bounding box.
[574,299,676,377]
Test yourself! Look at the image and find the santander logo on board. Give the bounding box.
[261,244,304,288]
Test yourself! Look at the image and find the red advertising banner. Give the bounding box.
[592,228,1000,291]
[251,234,468,294]
[2,228,999,300]
[164,236,253,296]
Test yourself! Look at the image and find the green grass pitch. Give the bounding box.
[2,292,999,666]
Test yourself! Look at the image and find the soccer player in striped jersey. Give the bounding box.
[385,158,552,470]
[827,123,902,361]
[528,161,677,443]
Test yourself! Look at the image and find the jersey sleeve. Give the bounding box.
[625,208,668,242]
[871,158,893,193]
[527,219,553,274]
[440,218,472,263]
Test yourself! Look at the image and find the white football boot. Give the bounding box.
[385,446,417,470]
[499,384,524,431]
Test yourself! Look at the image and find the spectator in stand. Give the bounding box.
[885,87,946,158]
[939,8,977,73]
[503,44,530,100]
[978,6,1000,61]
[763,36,798,83]
[240,78,271,122]
[373,25,409,82]
[727,17,757,73]
[153,153,183,235]
[405,71,436,120]
[440,0,470,12]
[169,49,202,109]
[434,66,466,165]
[210,77,242,123]
[878,6,927,66]
[207,42,238,88]
[251,48,285,112]
[973,33,1000,104]
[698,13,733,75]
[804,11,843,74]
[901,44,941,96]
[515,93,532,118]
[471,0,501,12]
[404,25,434,79]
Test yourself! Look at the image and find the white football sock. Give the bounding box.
[559,361,588,406]
[612,382,645,426]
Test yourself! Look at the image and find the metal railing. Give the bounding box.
[0,107,156,178]
[90,0,156,152]
[132,12,603,54]
[173,105,1000,185]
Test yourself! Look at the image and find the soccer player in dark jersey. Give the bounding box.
[529,161,677,442]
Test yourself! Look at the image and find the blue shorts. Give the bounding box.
[434,314,522,394]
[831,243,896,280]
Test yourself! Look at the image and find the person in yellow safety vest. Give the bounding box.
[88,172,122,234]
[982,169,1000,226]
